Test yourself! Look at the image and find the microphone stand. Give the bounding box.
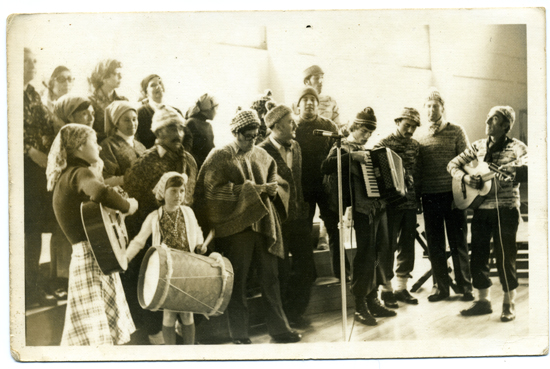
[335,135,347,341]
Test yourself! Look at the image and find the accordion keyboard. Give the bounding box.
[362,152,381,198]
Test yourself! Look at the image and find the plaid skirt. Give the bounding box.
[61,241,135,346]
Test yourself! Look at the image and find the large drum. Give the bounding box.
[137,245,234,316]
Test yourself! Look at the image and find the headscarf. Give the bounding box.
[230,108,261,134]
[46,124,96,191]
[153,171,189,201]
[151,106,185,133]
[104,100,137,136]
[53,95,90,124]
[185,93,218,119]
[139,74,161,102]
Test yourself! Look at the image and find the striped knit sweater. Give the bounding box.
[416,122,469,194]
[447,136,528,209]
[374,132,421,210]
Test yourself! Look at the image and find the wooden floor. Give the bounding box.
[213,241,530,345]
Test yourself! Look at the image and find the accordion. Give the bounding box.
[361,147,407,205]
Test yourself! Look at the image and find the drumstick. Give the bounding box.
[202,229,216,250]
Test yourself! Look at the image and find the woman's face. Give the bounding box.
[146,77,164,104]
[117,110,138,136]
[70,106,95,127]
[103,67,122,90]
[52,71,74,99]
[164,184,186,208]
[76,133,101,164]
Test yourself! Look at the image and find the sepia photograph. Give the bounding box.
[5,2,548,364]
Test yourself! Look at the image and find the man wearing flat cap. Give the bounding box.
[195,108,301,344]
[416,88,474,303]
[373,107,422,308]
[294,87,340,272]
[122,106,198,344]
[257,101,313,328]
[293,65,340,125]
[448,106,527,322]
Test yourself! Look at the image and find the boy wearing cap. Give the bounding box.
[195,109,301,344]
[292,65,340,125]
[374,108,422,307]
[447,106,527,322]
[294,87,340,272]
[258,101,313,328]
[321,108,396,326]
[416,88,474,303]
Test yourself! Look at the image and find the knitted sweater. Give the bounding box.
[53,157,130,245]
[99,134,147,179]
[194,143,285,258]
[416,122,469,194]
[123,145,198,235]
[295,114,338,195]
[447,136,527,209]
[374,132,421,209]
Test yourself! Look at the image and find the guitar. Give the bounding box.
[81,201,129,274]
[452,156,526,210]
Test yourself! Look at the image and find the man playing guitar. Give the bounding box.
[447,106,527,322]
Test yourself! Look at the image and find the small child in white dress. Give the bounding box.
[126,171,208,345]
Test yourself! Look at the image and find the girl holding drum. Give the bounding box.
[126,172,209,345]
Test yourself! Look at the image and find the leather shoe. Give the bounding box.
[354,309,377,326]
[428,291,449,302]
[367,297,397,317]
[381,291,399,309]
[289,315,311,329]
[460,300,492,316]
[394,289,418,305]
[232,338,252,344]
[461,292,475,302]
[500,303,516,322]
[271,331,302,343]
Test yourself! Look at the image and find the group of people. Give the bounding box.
[23,46,528,347]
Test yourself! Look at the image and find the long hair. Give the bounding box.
[46,124,96,191]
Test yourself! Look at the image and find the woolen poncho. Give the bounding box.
[195,143,286,258]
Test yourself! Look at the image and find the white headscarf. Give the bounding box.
[152,171,188,201]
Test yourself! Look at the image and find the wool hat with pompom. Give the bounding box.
[353,107,377,130]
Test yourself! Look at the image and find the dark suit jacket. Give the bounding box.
[258,137,308,223]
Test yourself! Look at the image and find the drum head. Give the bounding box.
[142,250,160,306]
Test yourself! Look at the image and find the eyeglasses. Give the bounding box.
[240,133,258,141]
[56,76,74,84]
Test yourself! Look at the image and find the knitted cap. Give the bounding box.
[425,87,445,106]
[153,171,188,201]
[303,65,324,80]
[486,106,516,130]
[297,87,319,106]
[264,101,293,129]
[395,107,421,126]
[230,108,261,133]
[250,89,274,119]
[151,106,185,133]
[354,107,377,130]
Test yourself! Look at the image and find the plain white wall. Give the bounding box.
[19,14,527,148]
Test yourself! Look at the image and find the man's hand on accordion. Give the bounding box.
[350,151,369,164]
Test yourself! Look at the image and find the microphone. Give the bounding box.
[313,129,343,138]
